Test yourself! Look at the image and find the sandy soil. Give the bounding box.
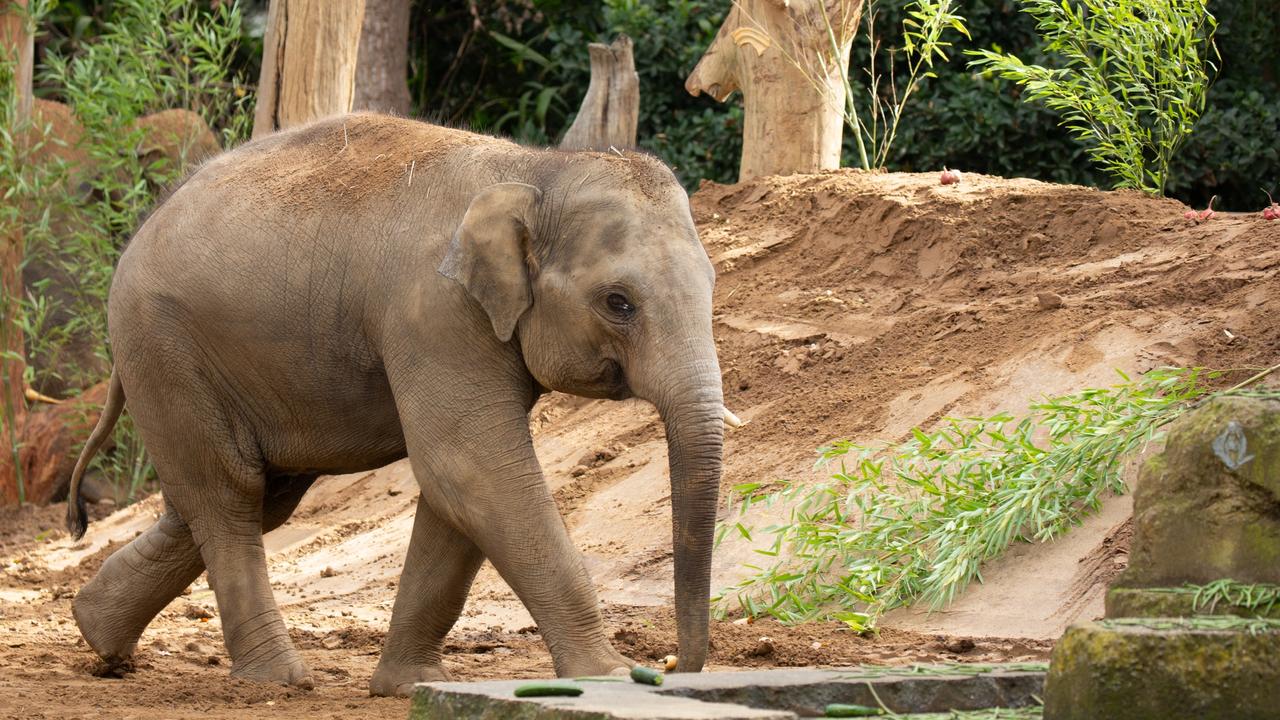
[2,170,1277,719]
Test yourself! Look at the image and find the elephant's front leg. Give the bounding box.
[369,495,484,697]
[402,397,633,679]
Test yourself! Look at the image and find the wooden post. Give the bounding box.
[353,0,412,115]
[253,0,368,139]
[686,0,861,182]
[561,35,640,151]
[1,0,32,506]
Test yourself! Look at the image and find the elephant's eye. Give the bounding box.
[606,293,636,318]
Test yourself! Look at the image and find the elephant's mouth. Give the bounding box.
[600,359,632,401]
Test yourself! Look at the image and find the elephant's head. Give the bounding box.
[439,152,726,671]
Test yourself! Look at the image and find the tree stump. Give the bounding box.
[354,0,412,115]
[253,0,368,138]
[686,0,862,182]
[560,35,639,151]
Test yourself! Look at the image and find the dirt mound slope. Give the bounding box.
[2,171,1277,718]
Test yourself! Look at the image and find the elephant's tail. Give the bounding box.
[66,369,125,541]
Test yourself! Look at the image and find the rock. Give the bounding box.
[1106,586,1280,620]
[1116,396,1280,589]
[1036,292,1064,310]
[181,602,214,620]
[748,636,775,657]
[1043,619,1280,720]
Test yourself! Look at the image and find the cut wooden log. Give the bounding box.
[253,0,368,138]
[686,0,862,182]
[560,35,639,151]
[17,381,111,506]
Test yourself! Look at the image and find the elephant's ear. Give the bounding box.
[439,182,543,342]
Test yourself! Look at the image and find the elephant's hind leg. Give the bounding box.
[369,495,484,697]
[72,505,204,668]
[72,477,315,671]
[165,468,315,688]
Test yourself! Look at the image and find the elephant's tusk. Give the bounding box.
[723,406,745,429]
[25,386,63,405]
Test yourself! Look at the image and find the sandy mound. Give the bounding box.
[2,170,1277,718]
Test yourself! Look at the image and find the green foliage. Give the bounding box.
[715,367,1245,631]
[407,0,739,190]
[840,0,971,169]
[1149,580,1280,615]
[967,0,1219,195]
[1100,615,1280,635]
[11,0,251,505]
[401,0,1271,204]
[907,708,1043,720]
[602,0,743,186]
[2,0,60,505]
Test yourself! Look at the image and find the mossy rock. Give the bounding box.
[1117,396,1280,589]
[1106,586,1280,620]
[1043,620,1280,720]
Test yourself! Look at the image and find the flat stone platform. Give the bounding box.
[410,664,1046,719]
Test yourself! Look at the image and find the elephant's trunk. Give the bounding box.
[652,358,724,673]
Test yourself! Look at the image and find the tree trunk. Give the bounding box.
[560,35,639,151]
[686,0,861,182]
[253,0,368,139]
[353,0,412,115]
[1,0,32,506]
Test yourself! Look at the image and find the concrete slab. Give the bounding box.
[411,665,1046,719]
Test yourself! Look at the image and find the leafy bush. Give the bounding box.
[8,0,251,504]
[398,0,1272,205]
[714,367,1280,630]
[967,0,1219,196]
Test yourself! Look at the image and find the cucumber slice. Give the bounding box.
[824,703,884,717]
[513,682,585,697]
[629,666,665,686]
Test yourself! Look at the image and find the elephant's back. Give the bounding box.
[205,114,511,213]
[117,114,504,298]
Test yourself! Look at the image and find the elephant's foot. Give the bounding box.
[229,648,314,689]
[72,581,144,667]
[70,512,207,669]
[369,659,451,697]
[555,646,634,679]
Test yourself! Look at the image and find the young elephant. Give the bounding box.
[64,114,729,696]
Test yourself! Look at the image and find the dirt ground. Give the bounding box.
[2,170,1277,719]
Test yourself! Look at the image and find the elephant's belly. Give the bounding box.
[249,369,409,477]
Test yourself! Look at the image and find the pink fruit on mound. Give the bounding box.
[1197,196,1217,222]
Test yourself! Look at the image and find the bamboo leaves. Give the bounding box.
[713,367,1261,631]
[967,0,1218,195]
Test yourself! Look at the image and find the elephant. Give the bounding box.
[64,112,731,697]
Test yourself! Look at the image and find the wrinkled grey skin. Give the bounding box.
[64,114,725,697]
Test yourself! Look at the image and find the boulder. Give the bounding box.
[1117,395,1280,589]
[1043,619,1280,720]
